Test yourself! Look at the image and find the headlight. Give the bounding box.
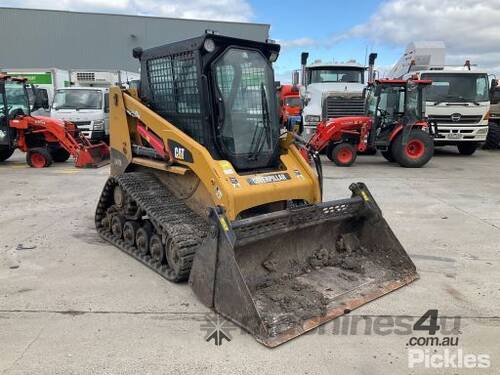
[477,128,488,135]
[93,120,105,130]
[305,115,321,123]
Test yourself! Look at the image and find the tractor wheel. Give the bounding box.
[329,143,357,167]
[391,129,433,168]
[26,148,53,168]
[381,150,395,162]
[484,122,500,149]
[0,146,15,162]
[457,142,478,155]
[51,148,71,162]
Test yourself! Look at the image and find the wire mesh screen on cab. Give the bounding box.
[146,51,205,144]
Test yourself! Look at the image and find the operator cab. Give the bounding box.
[136,34,281,172]
[365,79,430,142]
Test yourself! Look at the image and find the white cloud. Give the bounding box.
[346,0,500,71]
[3,0,253,22]
[278,37,317,49]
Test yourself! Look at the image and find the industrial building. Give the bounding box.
[0,7,270,72]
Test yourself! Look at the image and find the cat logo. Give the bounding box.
[174,147,185,160]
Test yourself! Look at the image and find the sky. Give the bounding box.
[2,0,500,82]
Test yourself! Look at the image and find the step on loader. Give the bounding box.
[95,34,418,347]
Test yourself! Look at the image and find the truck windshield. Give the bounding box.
[285,97,302,107]
[213,48,279,162]
[421,73,489,103]
[5,82,29,116]
[53,89,102,110]
[308,68,364,84]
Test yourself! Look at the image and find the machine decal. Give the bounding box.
[219,160,235,175]
[229,177,240,188]
[167,140,193,163]
[247,173,291,185]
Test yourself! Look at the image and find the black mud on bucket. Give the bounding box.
[189,183,418,347]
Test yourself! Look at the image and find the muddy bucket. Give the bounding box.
[75,143,110,168]
[189,183,418,347]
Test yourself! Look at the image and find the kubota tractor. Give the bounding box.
[0,75,109,168]
[307,79,435,167]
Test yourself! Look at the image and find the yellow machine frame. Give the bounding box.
[109,87,321,221]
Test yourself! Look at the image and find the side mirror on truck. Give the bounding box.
[292,70,299,86]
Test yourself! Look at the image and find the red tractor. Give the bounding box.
[307,79,435,167]
[0,75,109,168]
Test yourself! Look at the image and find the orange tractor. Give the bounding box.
[0,75,109,168]
[306,79,435,168]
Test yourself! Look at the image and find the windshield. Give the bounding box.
[285,97,302,107]
[53,89,103,110]
[421,73,489,103]
[213,48,279,165]
[308,68,364,84]
[2,82,30,117]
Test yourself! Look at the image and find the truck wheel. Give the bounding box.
[457,142,478,155]
[0,146,15,162]
[329,143,357,167]
[26,148,53,168]
[484,122,500,149]
[391,130,433,168]
[381,150,395,162]
[51,148,71,162]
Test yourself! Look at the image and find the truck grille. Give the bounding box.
[428,115,482,125]
[72,121,92,127]
[323,96,365,119]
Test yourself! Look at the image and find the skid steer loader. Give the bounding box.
[95,33,418,347]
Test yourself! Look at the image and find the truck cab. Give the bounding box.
[406,69,490,155]
[390,41,490,155]
[277,84,302,127]
[50,87,109,141]
[299,56,368,140]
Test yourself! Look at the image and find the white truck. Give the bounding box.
[389,41,490,155]
[4,68,70,115]
[297,52,374,139]
[50,70,140,141]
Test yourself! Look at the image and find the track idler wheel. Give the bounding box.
[136,224,152,255]
[111,215,126,239]
[166,238,189,282]
[123,221,139,246]
[150,234,166,264]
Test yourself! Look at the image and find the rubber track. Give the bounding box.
[95,172,208,282]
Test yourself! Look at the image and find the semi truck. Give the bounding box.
[389,41,490,155]
[297,52,375,140]
[4,68,70,115]
[50,70,140,142]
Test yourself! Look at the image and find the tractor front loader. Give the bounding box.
[95,34,418,347]
[0,75,109,168]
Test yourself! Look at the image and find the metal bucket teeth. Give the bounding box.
[189,183,418,347]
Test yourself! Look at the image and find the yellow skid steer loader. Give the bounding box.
[95,33,418,347]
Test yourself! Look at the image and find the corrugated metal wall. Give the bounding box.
[0,7,270,72]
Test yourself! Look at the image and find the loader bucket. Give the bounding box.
[189,183,418,347]
[74,142,110,168]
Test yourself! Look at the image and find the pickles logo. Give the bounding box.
[200,314,236,346]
